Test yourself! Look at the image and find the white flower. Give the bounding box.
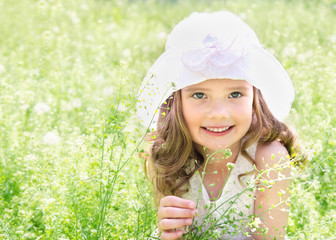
[43,198,56,206]
[81,3,88,10]
[122,49,131,58]
[43,30,52,41]
[69,11,80,24]
[226,162,235,170]
[106,23,116,32]
[53,26,60,33]
[254,217,261,226]
[24,154,37,162]
[249,217,261,232]
[94,74,104,83]
[282,45,297,57]
[71,98,82,109]
[61,100,72,111]
[86,35,95,42]
[34,102,51,115]
[157,32,167,39]
[118,103,126,112]
[298,50,313,63]
[43,131,60,145]
[74,137,85,147]
[103,86,114,97]
[0,64,5,74]
[278,172,286,180]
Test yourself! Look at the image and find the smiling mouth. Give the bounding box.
[202,126,233,133]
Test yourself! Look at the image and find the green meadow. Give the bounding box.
[0,0,335,239]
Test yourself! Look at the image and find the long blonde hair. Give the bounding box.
[145,87,301,204]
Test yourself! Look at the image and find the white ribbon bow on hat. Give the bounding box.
[181,34,245,76]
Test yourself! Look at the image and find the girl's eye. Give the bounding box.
[230,92,242,98]
[192,92,206,99]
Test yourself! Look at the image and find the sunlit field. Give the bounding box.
[0,0,335,239]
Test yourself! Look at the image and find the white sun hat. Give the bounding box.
[137,11,295,130]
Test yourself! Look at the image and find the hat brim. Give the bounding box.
[137,45,294,130]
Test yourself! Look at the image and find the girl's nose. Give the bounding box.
[208,101,230,120]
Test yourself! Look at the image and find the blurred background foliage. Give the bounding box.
[0,0,335,239]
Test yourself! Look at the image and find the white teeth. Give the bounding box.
[205,127,230,132]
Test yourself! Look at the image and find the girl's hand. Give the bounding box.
[157,196,197,240]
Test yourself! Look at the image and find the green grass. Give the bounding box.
[0,0,335,239]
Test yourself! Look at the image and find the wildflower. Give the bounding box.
[43,198,56,206]
[86,35,95,42]
[249,217,262,232]
[69,11,80,24]
[298,50,313,63]
[278,189,286,197]
[71,98,82,109]
[24,154,37,162]
[94,74,104,83]
[278,172,286,180]
[227,162,235,170]
[81,3,89,10]
[53,26,60,33]
[157,32,167,40]
[34,102,50,115]
[118,103,126,112]
[0,64,5,74]
[43,30,52,42]
[43,131,61,145]
[103,86,114,97]
[254,217,261,226]
[122,49,131,58]
[282,44,297,57]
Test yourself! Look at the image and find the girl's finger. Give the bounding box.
[160,230,183,240]
[158,218,192,231]
[158,206,197,219]
[160,196,196,209]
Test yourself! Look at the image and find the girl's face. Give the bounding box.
[181,78,254,156]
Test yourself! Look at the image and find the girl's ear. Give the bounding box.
[251,112,257,125]
[252,105,257,118]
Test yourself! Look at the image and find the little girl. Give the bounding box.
[137,11,303,240]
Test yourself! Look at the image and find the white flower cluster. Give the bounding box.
[43,131,61,145]
[34,102,50,115]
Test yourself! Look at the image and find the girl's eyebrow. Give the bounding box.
[226,86,251,91]
[182,86,251,92]
[182,87,210,92]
